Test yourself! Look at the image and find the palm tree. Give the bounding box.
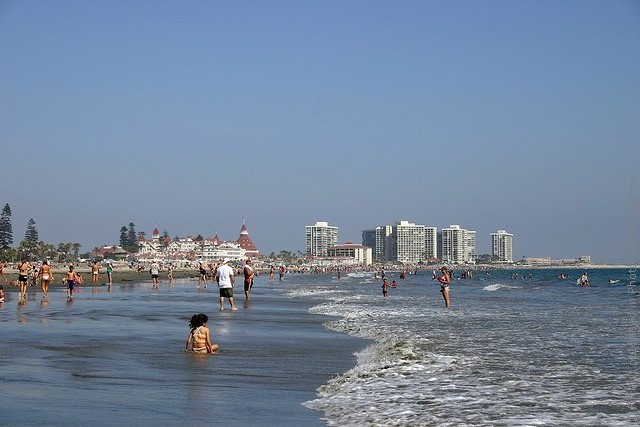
[72,243,81,260]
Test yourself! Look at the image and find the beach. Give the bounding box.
[2,267,639,425]
[0,274,366,426]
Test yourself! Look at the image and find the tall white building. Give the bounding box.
[363,221,437,263]
[305,221,338,257]
[491,229,513,263]
[425,227,438,260]
[387,221,424,264]
[441,225,477,264]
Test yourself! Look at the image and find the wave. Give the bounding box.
[483,283,520,292]
[347,272,375,278]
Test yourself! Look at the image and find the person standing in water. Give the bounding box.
[243,258,255,300]
[215,259,237,311]
[91,260,100,284]
[66,265,80,301]
[106,262,113,286]
[167,264,174,285]
[198,262,207,288]
[39,259,53,298]
[17,259,30,302]
[579,271,590,287]
[438,266,452,308]
[150,261,160,288]
[382,278,389,298]
[185,313,219,353]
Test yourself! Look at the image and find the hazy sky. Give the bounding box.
[1,1,639,262]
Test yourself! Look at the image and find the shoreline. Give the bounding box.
[0,263,635,291]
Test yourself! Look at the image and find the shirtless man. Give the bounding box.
[243,259,255,300]
[39,259,54,297]
[18,259,31,301]
[91,260,100,283]
[66,265,80,300]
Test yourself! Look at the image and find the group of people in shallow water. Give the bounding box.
[186,258,256,354]
[2,257,256,355]
[381,266,452,308]
[7,260,88,303]
[379,267,605,309]
[555,272,592,287]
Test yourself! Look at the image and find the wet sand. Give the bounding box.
[0,275,366,426]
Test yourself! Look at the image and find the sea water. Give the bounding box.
[290,268,640,426]
[2,269,638,426]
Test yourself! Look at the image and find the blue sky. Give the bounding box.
[1,1,639,262]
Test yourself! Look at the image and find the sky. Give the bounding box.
[1,0,639,263]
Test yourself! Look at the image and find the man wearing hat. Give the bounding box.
[216,259,238,311]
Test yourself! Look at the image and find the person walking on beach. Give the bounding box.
[66,265,80,301]
[198,262,207,288]
[438,266,452,308]
[18,259,30,302]
[167,264,174,285]
[215,259,237,311]
[91,260,100,284]
[39,259,54,298]
[243,258,255,300]
[150,261,160,288]
[185,313,219,353]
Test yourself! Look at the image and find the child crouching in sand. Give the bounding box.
[185,313,219,354]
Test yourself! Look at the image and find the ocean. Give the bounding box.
[1,268,638,426]
[293,268,640,426]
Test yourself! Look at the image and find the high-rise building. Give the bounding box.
[362,226,392,262]
[390,221,426,264]
[441,225,477,264]
[305,221,338,257]
[363,221,437,263]
[425,226,438,260]
[491,229,513,263]
[361,229,377,260]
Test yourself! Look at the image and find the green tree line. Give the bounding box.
[0,203,82,262]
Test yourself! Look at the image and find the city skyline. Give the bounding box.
[1,2,638,263]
